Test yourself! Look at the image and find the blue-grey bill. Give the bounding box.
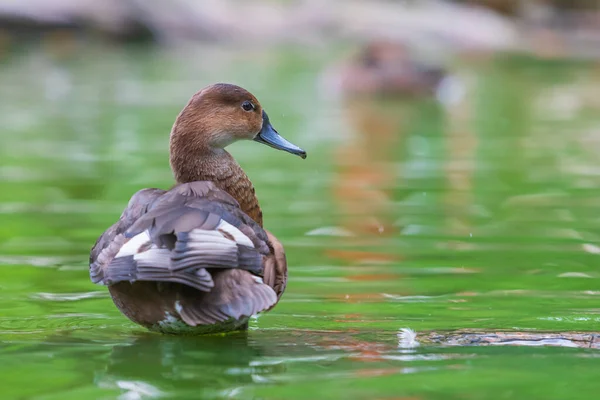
[254,110,307,159]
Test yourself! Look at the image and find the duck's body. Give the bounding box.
[89,83,305,334]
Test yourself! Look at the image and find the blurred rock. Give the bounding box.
[2,0,597,59]
[0,0,154,42]
[448,0,520,16]
[451,0,600,59]
[518,1,600,60]
[0,0,518,50]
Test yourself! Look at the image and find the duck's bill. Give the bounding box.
[254,110,307,159]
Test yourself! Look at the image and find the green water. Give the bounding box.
[1,42,600,399]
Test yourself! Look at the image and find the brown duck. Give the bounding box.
[89,83,306,334]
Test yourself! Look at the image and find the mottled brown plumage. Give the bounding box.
[89,83,306,334]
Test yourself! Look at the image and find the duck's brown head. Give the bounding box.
[170,83,306,160]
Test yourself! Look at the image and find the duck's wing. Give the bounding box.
[127,181,270,254]
[91,181,272,286]
[89,188,166,285]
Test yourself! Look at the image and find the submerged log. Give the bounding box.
[420,330,600,349]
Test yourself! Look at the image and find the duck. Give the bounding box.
[89,83,306,334]
[324,39,446,99]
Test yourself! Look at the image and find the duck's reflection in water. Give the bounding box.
[334,97,409,238]
[94,332,287,398]
[92,330,411,398]
[325,40,446,262]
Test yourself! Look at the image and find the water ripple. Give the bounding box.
[32,291,107,301]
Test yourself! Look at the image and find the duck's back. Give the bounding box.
[89,181,281,334]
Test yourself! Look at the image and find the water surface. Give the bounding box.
[1,42,600,399]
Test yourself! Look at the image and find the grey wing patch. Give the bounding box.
[90,234,127,285]
[177,269,278,326]
[173,229,262,274]
[90,232,127,284]
[101,223,262,291]
[104,248,215,292]
[97,229,215,292]
[89,188,166,285]
[127,205,264,275]
[90,182,269,292]
[126,184,270,256]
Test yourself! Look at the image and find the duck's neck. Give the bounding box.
[170,149,263,227]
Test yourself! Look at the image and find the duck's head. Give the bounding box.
[170,83,306,159]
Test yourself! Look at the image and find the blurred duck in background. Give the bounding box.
[330,39,446,99]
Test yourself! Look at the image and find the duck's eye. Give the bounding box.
[241,101,255,112]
